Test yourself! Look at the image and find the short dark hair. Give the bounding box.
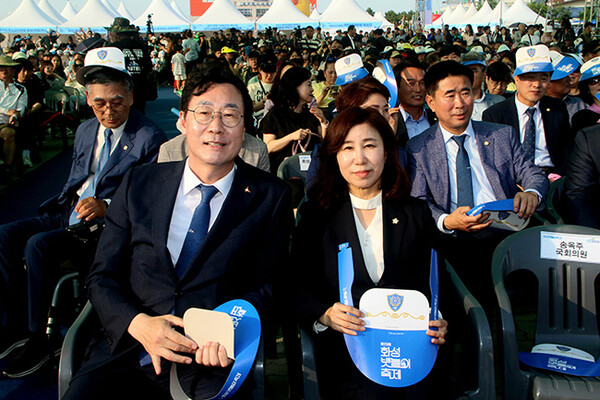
[335,76,390,112]
[485,60,513,83]
[308,107,409,210]
[180,61,255,136]
[393,59,424,82]
[424,60,474,95]
[84,70,134,92]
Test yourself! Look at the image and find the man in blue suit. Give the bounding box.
[0,48,167,377]
[61,64,292,399]
[407,61,548,309]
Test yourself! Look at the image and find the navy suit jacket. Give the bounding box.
[481,95,573,175]
[83,160,292,370]
[406,121,549,223]
[39,109,167,213]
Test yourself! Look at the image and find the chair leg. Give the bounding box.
[46,272,80,340]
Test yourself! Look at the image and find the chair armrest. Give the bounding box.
[445,261,495,400]
[300,328,321,400]
[58,301,93,399]
[251,336,264,400]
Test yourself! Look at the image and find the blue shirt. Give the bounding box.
[400,107,431,140]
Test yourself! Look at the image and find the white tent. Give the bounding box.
[38,0,66,24]
[464,0,493,26]
[0,0,61,34]
[503,0,546,26]
[463,3,478,21]
[318,0,381,30]
[170,0,190,21]
[133,0,191,32]
[61,1,77,20]
[59,0,117,33]
[191,0,253,31]
[309,7,321,21]
[483,0,510,27]
[445,4,467,25]
[101,0,119,17]
[256,0,314,30]
[116,1,136,20]
[374,11,394,30]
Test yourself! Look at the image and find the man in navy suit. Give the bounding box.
[0,48,167,377]
[407,61,548,309]
[62,64,292,399]
[482,45,573,176]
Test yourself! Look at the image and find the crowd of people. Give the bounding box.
[0,12,598,399]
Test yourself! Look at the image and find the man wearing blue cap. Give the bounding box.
[460,51,503,121]
[547,51,585,119]
[483,45,572,176]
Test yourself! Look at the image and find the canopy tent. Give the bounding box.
[309,7,321,21]
[59,0,117,33]
[101,0,119,17]
[0,0,61,34]
[116,1,136,20]
[464,0,493,26]
[483,0,510,27]
[374,11,394,30]
[503,0,546,26]
[39,0,66,24]
[170,0,190,21]
[133,0,191,32]
[191,0,253,31]
[61,1,78,20]
[444,4,467,25]
[318,0,381,30]
[256,0,314,30]
[463,3,478,21]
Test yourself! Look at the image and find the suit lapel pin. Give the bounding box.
[546,108,550,112]
[392,218,399,225]
[484,141,490,146]
[245,187,251,193]
[123,145,128,151]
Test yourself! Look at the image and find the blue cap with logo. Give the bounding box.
[580,56,600,82]
[335,54,369,86]
[549,51,578,81]
[514,45,554,77]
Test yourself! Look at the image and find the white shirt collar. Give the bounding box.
[181,158,236,198]
[514,94,541,116]
[440,120,474,143]
[99,118,128,144]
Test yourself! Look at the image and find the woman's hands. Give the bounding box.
[318,302,365,335]
[427,319,448,345]
[290,128,310,141]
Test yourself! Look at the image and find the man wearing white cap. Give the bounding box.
[460,51,504,121]
[483,45,572,176]
[546,51,585,119]
[0,47,167,378]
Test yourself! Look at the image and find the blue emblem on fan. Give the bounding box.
[387,293,403,312]
[527,48,536,57]
[97,50,107,60]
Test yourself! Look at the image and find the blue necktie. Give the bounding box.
[174,185,219,279]
[452,135,474,208]
[523,107,536,162]
[69,129,113,225]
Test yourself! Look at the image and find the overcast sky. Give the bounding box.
[1,0,442,20]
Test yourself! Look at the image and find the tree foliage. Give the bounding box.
[366,7,375,16]
[385,10,415,24]
[528,3,573,22]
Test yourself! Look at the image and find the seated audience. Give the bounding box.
[571,56,600,133]
[294,107,447,398]
[460,51,503,121]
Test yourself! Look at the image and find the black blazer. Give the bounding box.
[564,125,600,228]
[292,196,439,397]
[482,95,573,175]
[81,159,293,376]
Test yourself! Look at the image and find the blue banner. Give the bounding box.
[373,60,398,108]
[338,244,439,387]
[170,299,261,399]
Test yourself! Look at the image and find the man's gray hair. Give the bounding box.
[85,71,134,94]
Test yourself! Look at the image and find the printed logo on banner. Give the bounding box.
[387,293,403,312]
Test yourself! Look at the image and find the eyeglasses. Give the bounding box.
[185,105,243,128]
[91,99,127,112]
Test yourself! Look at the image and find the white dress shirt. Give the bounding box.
[515,96,554,168]
[350,191,384,285]
[437,121,497,232]
[167,160,236,266]
[76,120,127,198]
